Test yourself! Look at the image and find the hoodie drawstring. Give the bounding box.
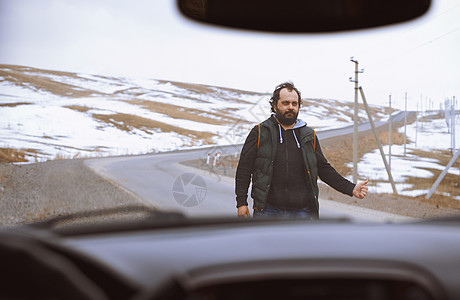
[278,123,301,149]
[277,124,283,144]
[292,130,301,149]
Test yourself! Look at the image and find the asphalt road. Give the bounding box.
[85,111,415,221]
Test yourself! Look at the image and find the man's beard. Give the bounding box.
[275,109,298,126]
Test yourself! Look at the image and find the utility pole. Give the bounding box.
[415,102,418,147]
[350,57,363,183]
[404,92,407,156]
[452,97,456,151]
[420,95,424,131]
[389,94,392,170]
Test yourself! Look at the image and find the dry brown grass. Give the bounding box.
[92,113,216,144]
[1,66,96,98]
[54,152,83,160]
[159,79,263,104]
[157,80,221,96]
[0,148,40,163]
[1,147,108,163]
[0,102,33,108]
[122,99,249,126]
[419,112,444,121]
[64,105,93,113]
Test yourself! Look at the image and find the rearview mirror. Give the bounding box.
[177,0,431,32]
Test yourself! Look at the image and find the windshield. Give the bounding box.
[0,0,459,228]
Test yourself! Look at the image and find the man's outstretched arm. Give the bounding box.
[316,136,368,198]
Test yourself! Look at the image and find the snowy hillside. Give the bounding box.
[1,64,389,162]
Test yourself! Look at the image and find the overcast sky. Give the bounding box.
[1,0,459,110]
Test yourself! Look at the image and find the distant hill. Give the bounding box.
[0,64,390,162]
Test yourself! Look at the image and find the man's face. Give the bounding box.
[274,88,299,126]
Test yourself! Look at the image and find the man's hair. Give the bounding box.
[269,81,302,113]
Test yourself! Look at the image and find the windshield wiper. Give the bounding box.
[28,205,186,231]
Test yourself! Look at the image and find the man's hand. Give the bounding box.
[353,180,369,199]
[237,205,250,217]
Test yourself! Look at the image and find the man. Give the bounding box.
[235,82,368,218]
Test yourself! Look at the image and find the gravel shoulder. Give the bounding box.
[0,159,147,227]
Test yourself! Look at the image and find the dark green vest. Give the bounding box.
[251,118,319,214]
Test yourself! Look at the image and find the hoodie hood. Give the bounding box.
[292,118,307,129]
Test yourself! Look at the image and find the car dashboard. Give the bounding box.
[1,214,460,300]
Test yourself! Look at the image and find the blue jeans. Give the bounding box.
[253,203,312,219]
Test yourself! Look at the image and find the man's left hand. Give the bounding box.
[353,180,369,199]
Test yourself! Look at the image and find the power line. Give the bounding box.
[367,23,460,70]
[413,24,460,49]
[357,1,460,57]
